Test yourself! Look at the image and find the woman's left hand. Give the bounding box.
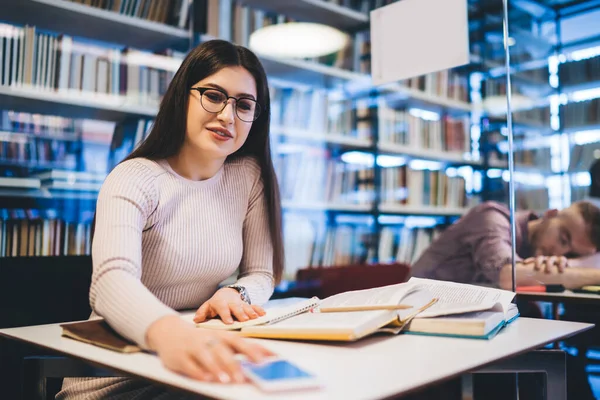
[193,287,266,324]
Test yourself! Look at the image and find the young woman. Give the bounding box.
[57,39,285,399]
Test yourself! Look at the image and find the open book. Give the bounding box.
[236,278,518,341]
[403,278,519,339]
[196,282,438,341]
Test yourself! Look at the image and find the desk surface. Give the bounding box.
[0,317,593,400]
[517,290,600,305]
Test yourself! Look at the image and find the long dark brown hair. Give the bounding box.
[108,40,284,283]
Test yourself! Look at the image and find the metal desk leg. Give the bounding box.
[472,350,566,400]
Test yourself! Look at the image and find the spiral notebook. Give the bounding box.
[194,297,320,331]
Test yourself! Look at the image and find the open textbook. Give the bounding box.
[195,278,518,341]
[404,278,519,339]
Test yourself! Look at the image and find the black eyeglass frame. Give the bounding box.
[190,87,262,122]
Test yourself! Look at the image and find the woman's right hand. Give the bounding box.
[146,315,273,384]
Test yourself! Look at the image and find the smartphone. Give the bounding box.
[241,358,322,392]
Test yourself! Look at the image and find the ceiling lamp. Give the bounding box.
[249,22,348,59]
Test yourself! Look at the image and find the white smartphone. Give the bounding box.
[241,358,322,392]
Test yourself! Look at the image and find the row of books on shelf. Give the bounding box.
[2,110,81,138]
[268,86,471,147]
[74,0,392,20]
[569,143,598,172]
[512,108,551,126]
[379,226,442,265]
[403,71,469,103]
[559,54,600,86]
[516,187,550,211]
[283,214,436,275]
[562,98,600,129]
[513,67,550,84]
[0,209,92,257]
[283,213,440,277]
[377,103,470,152]
[0,24,180,104]
[485,147,553,170]
[0,138,79,169]
[380,167,468,208]
[269,87,358,140]
[275,150,375,205]
[275,150,471,208]
[0,111,152,177]
[68,0,191,28]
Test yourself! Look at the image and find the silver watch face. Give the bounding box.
[230,285,251,304]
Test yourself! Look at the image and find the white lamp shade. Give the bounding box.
[249,22,348,59]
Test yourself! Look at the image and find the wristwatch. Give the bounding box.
[226,285,251,305]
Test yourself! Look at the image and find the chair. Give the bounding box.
[293,262,411,298]
[0,255,102,399]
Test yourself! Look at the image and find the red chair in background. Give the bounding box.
[290,263,411,298]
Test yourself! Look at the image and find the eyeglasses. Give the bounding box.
[190,87,261,123]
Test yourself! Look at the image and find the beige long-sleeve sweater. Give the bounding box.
[57,156,274,399]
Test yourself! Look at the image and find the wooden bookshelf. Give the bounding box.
[0,86,157,121]
[239,0,369,31]
[0,0,190,51]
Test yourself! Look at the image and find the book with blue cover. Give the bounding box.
[404,303,520,340]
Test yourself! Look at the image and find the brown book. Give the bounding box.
[60,319,141,353]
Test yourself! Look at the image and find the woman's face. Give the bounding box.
[185,66,258,161]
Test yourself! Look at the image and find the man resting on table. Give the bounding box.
[411,200,600,290]
[411,199,600,400]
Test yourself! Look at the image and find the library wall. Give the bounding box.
[1,0,599,282]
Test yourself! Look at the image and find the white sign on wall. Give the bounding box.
[370,0,470,86]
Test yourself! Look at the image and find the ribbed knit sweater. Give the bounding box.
[57,156,274,399]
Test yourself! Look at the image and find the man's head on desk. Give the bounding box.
[529,201,600,259]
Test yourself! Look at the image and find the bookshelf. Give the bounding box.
[0,0,191,51]
[474,0,600,211]
[0,86,157,120]
[237,0,369,31]
[0,0,480,271]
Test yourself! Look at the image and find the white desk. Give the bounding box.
[0,318,593,400]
